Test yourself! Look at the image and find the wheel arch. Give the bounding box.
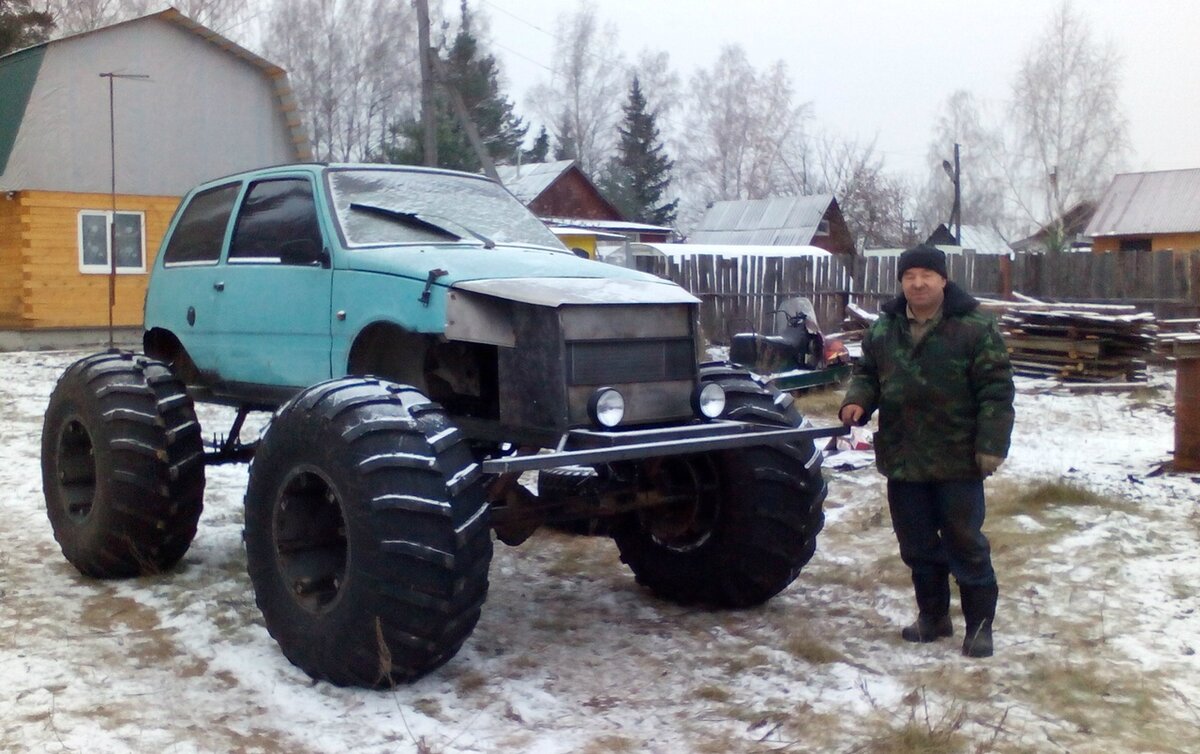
[346,321,431,391]
[144,327,201,385]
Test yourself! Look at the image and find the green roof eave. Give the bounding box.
[0,45,46,176]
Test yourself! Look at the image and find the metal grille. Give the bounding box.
[568,339,694,385]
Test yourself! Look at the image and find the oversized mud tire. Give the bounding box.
[41,351,206,577]
[611,363,826,607]
[244,377,492,687]
[536,465,609,536]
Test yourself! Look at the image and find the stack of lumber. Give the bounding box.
[984,297,1156,382]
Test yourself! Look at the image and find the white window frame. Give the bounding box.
[815,219,831,237]
[77,210,146,274]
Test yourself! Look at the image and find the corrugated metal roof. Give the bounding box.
[494,160,574,204]
[632,243,831,259]
[1085,168,1200,237]
[689,195,835,245]
[936,225,1012,255]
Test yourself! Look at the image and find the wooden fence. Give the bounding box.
[641,249,1200,344]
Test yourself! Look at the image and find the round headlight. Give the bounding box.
[588,387,625,428]
[694,382,726,419]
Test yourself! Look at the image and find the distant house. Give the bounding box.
[0,9,308,331]
[1010,202,1096,253]
[494,160,672,257]
[1085,169,1200,252]
[926,224,1014,255]
[688,195,856,255]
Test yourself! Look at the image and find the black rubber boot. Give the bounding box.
[900,570,953,643]
[960,583,998,658]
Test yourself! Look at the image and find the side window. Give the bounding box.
[78,210,145,274]
[229,179,324,265]
[162,183,240,266]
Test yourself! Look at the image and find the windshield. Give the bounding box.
[327,168,566,250]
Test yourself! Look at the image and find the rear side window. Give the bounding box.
[162,183,240,266]
[229,179,324,264]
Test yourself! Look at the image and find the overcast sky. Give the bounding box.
[469,0,1200,182]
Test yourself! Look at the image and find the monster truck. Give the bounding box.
[41,164,842,688]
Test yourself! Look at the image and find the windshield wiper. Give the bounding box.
[348,203,495,248]
[349,203,462,242]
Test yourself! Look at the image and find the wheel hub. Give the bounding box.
[639,455,721,551]
[56,418,97,522]
[274,469,348,614]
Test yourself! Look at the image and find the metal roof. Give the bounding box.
[632,243,831,260]
[0,9,309,193]
[689,195,835,245]
[931,224,1013,255]
[1085,168,1200,237]
[494,160,575,204]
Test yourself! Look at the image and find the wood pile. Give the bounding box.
[981,296,1156,382]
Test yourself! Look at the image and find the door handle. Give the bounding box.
[213,281,225,291]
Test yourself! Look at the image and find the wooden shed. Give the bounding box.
[688,195,856,255]
[0,9,308,331]
[1086,169,1200,253]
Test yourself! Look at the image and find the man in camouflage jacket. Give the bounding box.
[840,244,1014,658]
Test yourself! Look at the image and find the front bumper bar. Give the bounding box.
[479,420,848,474]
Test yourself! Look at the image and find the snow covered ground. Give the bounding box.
[2,349,1198,753]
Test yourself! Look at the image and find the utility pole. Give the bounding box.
[415,0,437,167]
[942,142,961,245]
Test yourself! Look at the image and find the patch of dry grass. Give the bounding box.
[693,684,731,703]
[860,687,969,754]
[988,478,1128,515]
[1019,655,1170,746]
[790,385,847,422]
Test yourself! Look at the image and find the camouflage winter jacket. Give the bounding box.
[841,282,1015,481]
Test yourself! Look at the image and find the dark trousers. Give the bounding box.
[887,479,996,587]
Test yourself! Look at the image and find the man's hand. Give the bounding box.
[976,453,1004,477]
[839,404,865,425]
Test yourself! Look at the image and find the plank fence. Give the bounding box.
[641,249,1200,344]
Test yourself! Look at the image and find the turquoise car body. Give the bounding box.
[144,164,673,395]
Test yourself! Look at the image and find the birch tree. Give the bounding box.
[678,45,811,206]
[1005,0,1127,243]
[527,1,624,176]
[262,0,419,162]
[38,0,251,38]
[916,90,1008,237]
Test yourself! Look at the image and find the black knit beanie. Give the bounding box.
[896,243,947,280]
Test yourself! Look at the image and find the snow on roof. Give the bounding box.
[1085,168,1200,237]
[494,160,575,204]
[689,195,835,245]
[631,242,831,260]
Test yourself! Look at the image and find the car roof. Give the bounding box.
[188,162,498,193]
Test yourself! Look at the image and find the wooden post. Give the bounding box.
[1173,339,1200,471]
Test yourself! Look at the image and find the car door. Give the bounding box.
[211,175,333,389]
[145,181,242,373]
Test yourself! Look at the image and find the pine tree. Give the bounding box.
[524,126,550,163]
[599,76,678,226]
[552,109,578,161]
[381,1,526,171]
[0,0,53,55]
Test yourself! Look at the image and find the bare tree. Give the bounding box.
[38,0,252,38]
[1004,1,1128,245]
[678,45,811,210]
[915,90,1009,238]
[262,0,419,162]
[810,133,910,249]
[527,1,624,175]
